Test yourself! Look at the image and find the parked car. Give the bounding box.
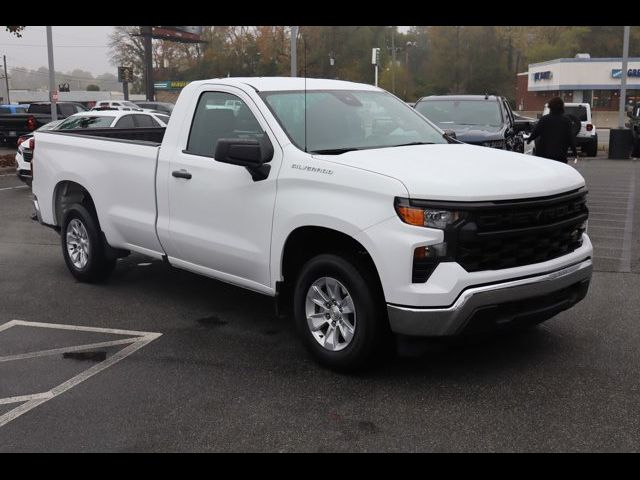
[92,100,147,111]
[0,104,29,114]
[133,101,174,115]
[15,120,64,185]
[0,102,86,145]
[55,110,170,130]
[32,77,592,371]
[542,102,597,157]
[414,94,532,153]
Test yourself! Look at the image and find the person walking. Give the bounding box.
[526,96,578,163]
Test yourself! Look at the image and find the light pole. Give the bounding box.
[291,26,298,77]
[618,26,630,129]
[391,27,396,93]
[2,56,10,104]
[46,26,57,121]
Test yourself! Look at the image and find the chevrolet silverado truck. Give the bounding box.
[0,102,86,145]
[31,77,593,370]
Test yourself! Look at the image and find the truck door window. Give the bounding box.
[186,91,264,157]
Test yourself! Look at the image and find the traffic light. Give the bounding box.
[118,66,133,83]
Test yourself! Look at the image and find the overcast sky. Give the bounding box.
[0,26,412,77]
[0,26,115,76]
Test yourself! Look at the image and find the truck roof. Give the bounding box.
[186,77,381,92]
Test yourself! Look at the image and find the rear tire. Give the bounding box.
[293,253,390,371]
[585,136,598,157]
[61,204,116,283]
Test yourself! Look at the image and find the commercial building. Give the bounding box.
[516,55,640,113]
[1,90,145,108]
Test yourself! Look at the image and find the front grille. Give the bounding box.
[452,190,588,272]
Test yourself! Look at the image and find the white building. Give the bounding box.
[516,55,640,112]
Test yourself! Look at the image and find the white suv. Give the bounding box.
[92,100,145,112]
[543,102,598,157]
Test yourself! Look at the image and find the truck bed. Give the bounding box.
[33,128,166,256]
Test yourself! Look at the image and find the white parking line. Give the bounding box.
[619,169,636,273]
[0,337,139,363]
[0,185,27,192]
[0,392,53,405]
[0,320,161,428]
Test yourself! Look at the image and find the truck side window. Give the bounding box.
[187,91,264,157]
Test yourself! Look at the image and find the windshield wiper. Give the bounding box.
[310,148,362,155]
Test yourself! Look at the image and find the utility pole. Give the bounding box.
[2,55,10,104]
[290,26,298,77]
[46,26,57,121]
[391,27,396,93]
[618,26,630,129]
[142,26,154,101]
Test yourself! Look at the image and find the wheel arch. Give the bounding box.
[277,226,385,312]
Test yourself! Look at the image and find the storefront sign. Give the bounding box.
[154,80,191,90]
[612,68,640,79]
[533,71,553,81]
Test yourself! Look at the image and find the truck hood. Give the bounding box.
[314,144,585,201]
[437,124,504,143]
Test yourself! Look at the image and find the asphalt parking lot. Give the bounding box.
[0,155,639,452]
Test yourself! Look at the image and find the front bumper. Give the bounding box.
[387,258,592,336]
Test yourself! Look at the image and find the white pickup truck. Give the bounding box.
[32,77,593,370]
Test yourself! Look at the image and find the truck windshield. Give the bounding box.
[415,99,503,127]
[260,90,447,154]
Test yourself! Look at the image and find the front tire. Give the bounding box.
[293,253,389,371]
[61,204,115,283]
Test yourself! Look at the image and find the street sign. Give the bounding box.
[118,66,134,83]
[372,48,380,65]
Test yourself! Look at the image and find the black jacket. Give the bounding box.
[527,113,577,162]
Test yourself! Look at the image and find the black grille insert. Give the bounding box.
[454,190,588,272]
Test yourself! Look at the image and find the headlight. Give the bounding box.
[482,139,506,149]
[395,199,466,229]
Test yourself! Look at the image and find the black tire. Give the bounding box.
[293,253,390,371]
[61,203,116,283]
[586,136,598,157]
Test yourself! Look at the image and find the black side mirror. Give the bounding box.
[214,135,274,181]
[443,129,457,139]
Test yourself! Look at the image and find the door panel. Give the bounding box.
[164,89,280,288]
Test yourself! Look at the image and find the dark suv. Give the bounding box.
[414,94,532,152]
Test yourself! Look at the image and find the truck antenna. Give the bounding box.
[303,30,308,153]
